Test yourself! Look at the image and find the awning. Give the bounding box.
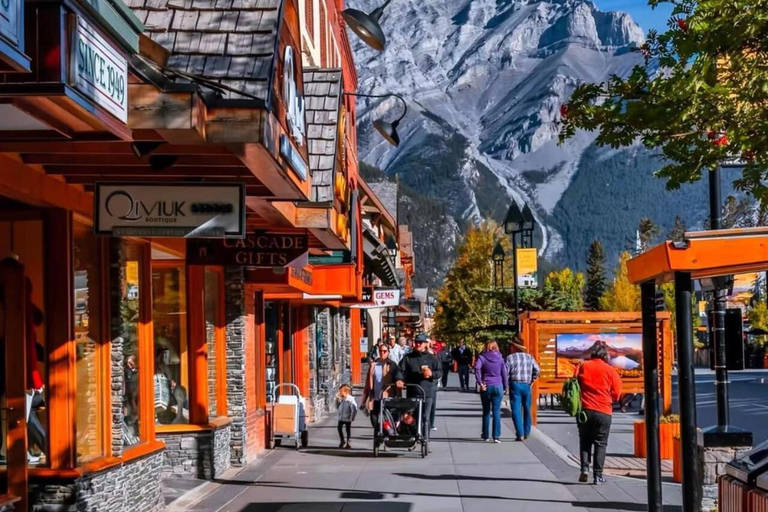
[363,226,399,287]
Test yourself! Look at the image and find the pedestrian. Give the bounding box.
[398,335,411,357]
[361,343,398,436]
[451,340,473,391]
[388,336,403,364]
[427,339,441,430]
[335,383,357,449]
[576,342,622,484]
[397,333,440,434]
[505,336,539,441]
[369,338,381,361]
[439,343,453,389]
[475,341,508,443]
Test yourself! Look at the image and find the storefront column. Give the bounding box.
[349,308,362,386]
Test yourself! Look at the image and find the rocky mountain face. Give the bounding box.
[351,0,710,288]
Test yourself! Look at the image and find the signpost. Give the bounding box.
[95,183,245,238]
[187,231,309,267]
[70,16,128,122]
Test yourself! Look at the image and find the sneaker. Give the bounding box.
[345,443,352,450]
[338,442,346,448]
[431,427,438,431]
[482,437,490,442]
[594,476,606,485]
[493,439,501,444]
[579,472,589,483]
[515,436,523,442]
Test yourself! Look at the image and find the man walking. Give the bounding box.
[439,343,452,389]
[451,340,473,391]
[505,337,539,441]
[389,336,404,364]
[397,334,440,433]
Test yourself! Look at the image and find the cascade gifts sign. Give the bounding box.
[187,231,308,267]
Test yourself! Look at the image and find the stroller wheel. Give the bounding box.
[421,441,428,458]
[373,442,380,458]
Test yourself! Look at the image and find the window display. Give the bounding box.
[118,241,143,446]
[204,268,222,419]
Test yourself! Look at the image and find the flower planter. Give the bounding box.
[633,420,681,460]
[672,435,682,483]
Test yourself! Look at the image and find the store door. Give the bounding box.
[0,261,29,511]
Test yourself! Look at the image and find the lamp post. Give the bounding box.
[492,241,505,290]
[344,92,407,147]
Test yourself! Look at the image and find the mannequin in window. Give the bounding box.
[154,348,187,424]
[122,353,140,445]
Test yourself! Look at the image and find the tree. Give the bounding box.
[600,252,641,311]
[585,241,607,311]
[559,0,768,203]
[668,215,687,242]
[638,218,660,253]
[542,268,585,312]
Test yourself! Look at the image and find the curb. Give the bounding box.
[530,427,580,469]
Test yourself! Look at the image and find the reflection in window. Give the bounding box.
[204,269,221,419]
[265,302,278,402]
[152,265,188,425]
[74,223,104,463]
[118,241,142,446]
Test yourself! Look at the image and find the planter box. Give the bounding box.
[634,420,681,460]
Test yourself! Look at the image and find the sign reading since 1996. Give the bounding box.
[95,183,246,238]
[70,16,128,123]
[0,0,21,46]
[187,232,309,267]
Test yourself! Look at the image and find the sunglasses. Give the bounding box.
[380,348,389,353]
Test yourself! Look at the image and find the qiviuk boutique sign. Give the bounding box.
[70,16,128,123]
[95,183,246,238]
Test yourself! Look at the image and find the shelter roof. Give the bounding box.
[627,227,768,284]
[127,0,282,100]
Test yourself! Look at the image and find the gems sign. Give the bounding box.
[70,16,128,123]
[373,288,400,307]
[0,0,21,46]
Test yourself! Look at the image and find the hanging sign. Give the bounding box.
[0,0,21,46]
[187,231,309,267]
[373,288,400,307]
[362,286,373,303]
[282,46,305,146]
[95,183,245,238]
[69,16,128,123]
[359,337,369,353]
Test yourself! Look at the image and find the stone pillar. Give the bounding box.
[316,307,333,416]
[108,239,126,459]
[225,267,247,465]
[698,442,752,511]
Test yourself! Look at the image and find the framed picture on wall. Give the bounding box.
[555,333,643,378]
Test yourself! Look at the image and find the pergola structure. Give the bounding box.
[628,228,768,512]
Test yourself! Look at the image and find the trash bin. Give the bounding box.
[726,440,768,485]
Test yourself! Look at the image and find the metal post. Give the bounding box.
[675,272,699,512]
[512,232,519,331]
[708,166,731,429]
[641,281,663,512]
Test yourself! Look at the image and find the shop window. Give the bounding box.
[204,268,225,419]
[117,241,143,447]
[152,263,189,425]
[73,222,104,463]
[265,302,278,402]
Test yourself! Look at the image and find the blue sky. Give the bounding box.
[592,0,673,34]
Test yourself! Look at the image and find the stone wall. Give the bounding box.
[225,267,248,466]
[698,443,752,512]
[157,425,231,480]
[29,451,164,512]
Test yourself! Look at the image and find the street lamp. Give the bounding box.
[492,241,505,290]
[504,200,536,331]
[343,92,407,147]
[341,0,393,52]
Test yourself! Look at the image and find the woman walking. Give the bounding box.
[361,343,398,434]
[474,341,508,443]
[576,343,622,484]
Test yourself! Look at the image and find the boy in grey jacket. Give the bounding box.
[336,384,358,449]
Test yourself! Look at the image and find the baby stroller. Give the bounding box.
[374,384,428,458]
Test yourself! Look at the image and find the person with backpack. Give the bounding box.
[505,337,539,441]
[576,342,622,484]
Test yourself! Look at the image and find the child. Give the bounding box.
[336,383,357,449]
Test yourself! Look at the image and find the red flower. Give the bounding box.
[677,19,688,31]
[714,135,729,146]
[560,104,569,118]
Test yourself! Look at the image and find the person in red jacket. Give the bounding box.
[576,342,622,484]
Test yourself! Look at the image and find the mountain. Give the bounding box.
[350,0,714,283]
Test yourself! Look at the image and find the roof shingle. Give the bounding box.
[303,67,343,202]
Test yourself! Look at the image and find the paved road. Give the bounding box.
[173,374,664,512]
[670,370,768,445]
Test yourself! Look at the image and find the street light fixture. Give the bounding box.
[343,92,407,147]
[341,0,393,52]
[503,201,523,235]
[492,241,505,290]
[503,200,536,332]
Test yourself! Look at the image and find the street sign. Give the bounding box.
[187,231,308,267]
[95,183,245,238]
[373,288,400,307]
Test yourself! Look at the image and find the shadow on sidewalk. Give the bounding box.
[298,448,398,458]
[238,502,413,512]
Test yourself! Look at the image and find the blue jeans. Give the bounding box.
[481,385,503,440]
[510,382,532,438]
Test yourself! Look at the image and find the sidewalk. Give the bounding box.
[168,374,679,512]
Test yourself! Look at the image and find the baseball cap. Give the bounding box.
[414,333,429,344]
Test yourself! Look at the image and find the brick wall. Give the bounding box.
[157,425,231,479]
[29,451,164,512]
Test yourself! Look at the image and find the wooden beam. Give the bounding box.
[44,165,252,176]
[0,141,232,155]
[128,84,200,137]
[23,154,244,167]
[248,199,297,227]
